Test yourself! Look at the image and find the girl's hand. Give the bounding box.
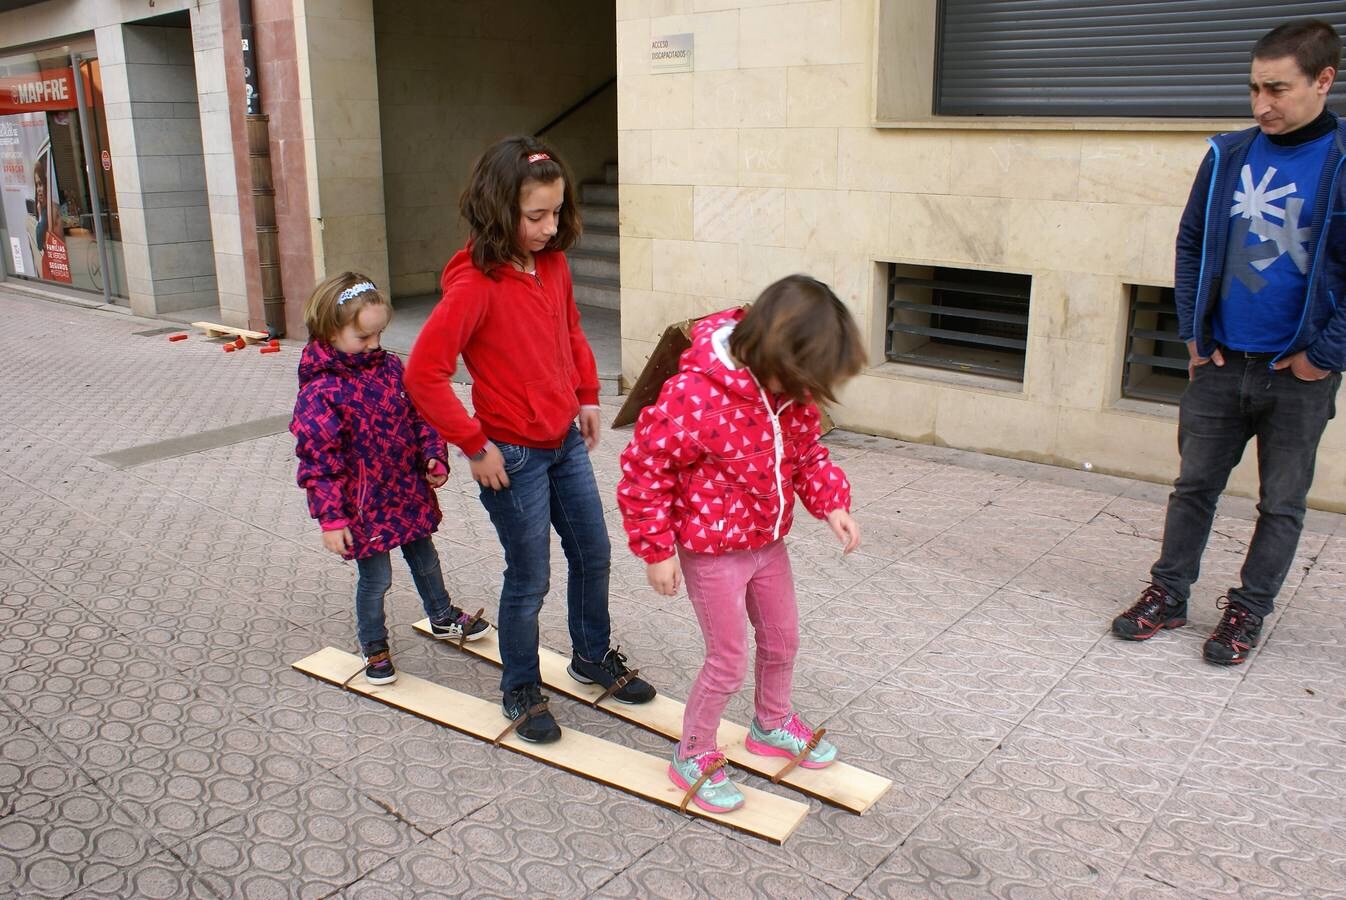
[470,442,509,490]
[578,408,601,451]
[826,509,861,554]
[322,527,352,556]
[647,556,682,596]
[425,458,448,488]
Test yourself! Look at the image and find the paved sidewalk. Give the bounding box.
[1,288,1344,899]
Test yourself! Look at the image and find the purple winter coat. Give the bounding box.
[290,341,446,560]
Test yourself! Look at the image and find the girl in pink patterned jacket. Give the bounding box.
[616,275,866,813]
[291,272,487,687]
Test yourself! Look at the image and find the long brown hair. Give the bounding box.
[729,275,867,405]
[459,136,582,277]
[303,271,391,343]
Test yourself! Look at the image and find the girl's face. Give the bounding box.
[331,303,389,355]
[516,178,564,259]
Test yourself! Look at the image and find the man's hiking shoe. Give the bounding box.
[361,641,397,685]
[1112,585,1187,640]
[668,748,744,813]
[745,713,837,769]
[502,683,561,744]
[428,606,489,642]
[1203,597,1263,666]
[567,647,656,704]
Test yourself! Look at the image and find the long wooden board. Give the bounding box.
[192,321,269,343]
[292,647,808,844]
[412,621,891,814]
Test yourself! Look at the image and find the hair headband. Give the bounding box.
[527,152,550,164]
[337,281,376,305]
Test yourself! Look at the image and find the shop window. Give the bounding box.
[885,263,1031,382]
[1122,284,1187,404]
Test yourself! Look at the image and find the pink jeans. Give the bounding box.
[677,539,799,758]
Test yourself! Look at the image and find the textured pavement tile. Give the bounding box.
[0,728,94,818]
[905,505,1080,586]
[947,728,1180,865]
[825,680,1012,800]
[64,851,216,899]
[1100,876,1190,899]
[1005,552,1148,615]
[904,466,1024,504]
[990,479,1118,523]
[0,786,165,899]
[853,802,1118,899]
[329,731,522,836]
[1016,665,1222,764]
[440,776,680,895]
[945,587,1106,664]
[590,823,835,899]
[1130,778,1346,898]
[182,773,427,900]
[887,633,1074,724]
[338,843,473,898]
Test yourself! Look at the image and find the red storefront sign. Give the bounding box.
[0,68,79,115]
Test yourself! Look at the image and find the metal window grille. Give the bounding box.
[1123,284,1188,403]
[885,264,1031,381]
[935,0,1346,118]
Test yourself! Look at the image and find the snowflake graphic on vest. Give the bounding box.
[1227,163,1312,295]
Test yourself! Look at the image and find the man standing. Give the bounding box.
[1112,20,1345,665]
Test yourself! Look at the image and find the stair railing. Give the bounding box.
[534,75,617,137]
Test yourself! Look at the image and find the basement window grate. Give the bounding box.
[1123,284,1187,404]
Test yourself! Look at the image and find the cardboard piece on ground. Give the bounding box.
[412,622,890,814]
[292,647,808,844]
[610,312,834,432]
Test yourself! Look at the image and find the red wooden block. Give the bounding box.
[168,334,188,342]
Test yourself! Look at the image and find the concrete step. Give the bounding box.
[605,161,618,184]
[581,182,617,206]
[582,204,618,230]
[573,274,619,310]
[568,249,619,281]
[577,225,619,255]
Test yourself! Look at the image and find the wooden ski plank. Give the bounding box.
[191,321,269,342]
[412,621,891,814]
[291,647,808,844]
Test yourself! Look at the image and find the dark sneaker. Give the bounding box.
[1203,597,1262,666]
[361,641,397,685]
[567,647,657,705]
[501,684,561,744]
[1112,584,1188,640]
[429,606,490,642]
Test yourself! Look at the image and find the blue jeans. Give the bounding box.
[479,425,612,693]
[1150,351,1340,619]
[354,535,452,648]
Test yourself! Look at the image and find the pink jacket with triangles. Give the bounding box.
[616,308,852,563]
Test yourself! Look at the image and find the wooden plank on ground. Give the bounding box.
[191,321,269,342]
[412,621,891,814]
[292,647,808,844]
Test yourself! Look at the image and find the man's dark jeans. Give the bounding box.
[479,424,612,693]
[1151,350,1340,619]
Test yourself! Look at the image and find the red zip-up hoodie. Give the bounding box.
[404,247,600,456]
[617,308,851,563]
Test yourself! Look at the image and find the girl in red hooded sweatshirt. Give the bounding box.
[405,137,655,745]
[291,272,488,687]
[617,275,867,813]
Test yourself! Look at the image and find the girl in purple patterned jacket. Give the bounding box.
[290,272,488,685]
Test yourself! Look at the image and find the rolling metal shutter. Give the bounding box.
[936,1,1346,117]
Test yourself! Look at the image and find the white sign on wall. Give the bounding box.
[651,33,694,74]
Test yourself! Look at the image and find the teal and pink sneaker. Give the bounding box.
[668,748,745,813]
[744,713,837,768]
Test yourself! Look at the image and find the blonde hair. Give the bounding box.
[303,271,392,343]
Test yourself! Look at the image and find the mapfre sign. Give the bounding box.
[0,68,79,115]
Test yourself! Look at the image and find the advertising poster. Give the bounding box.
[0,67,79,284]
